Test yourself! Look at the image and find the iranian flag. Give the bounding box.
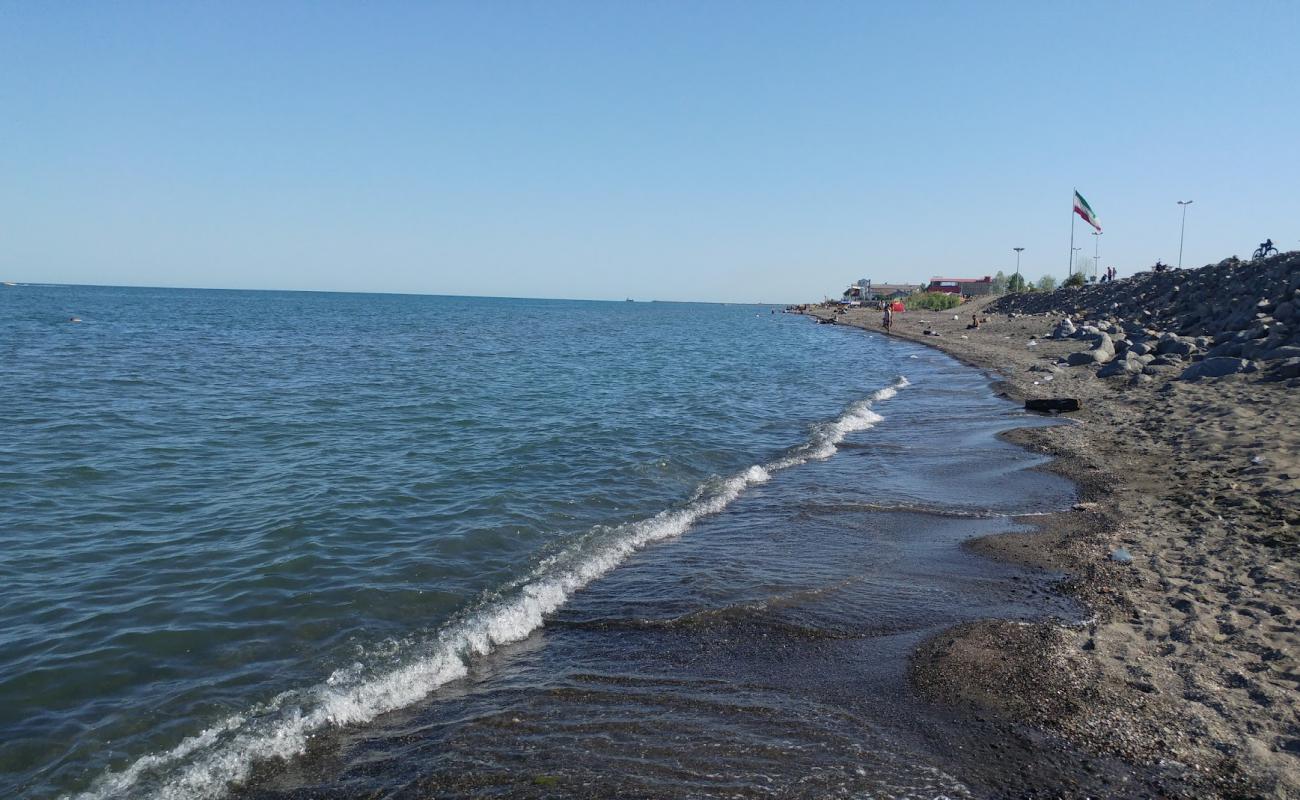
[1073,190,1101,231]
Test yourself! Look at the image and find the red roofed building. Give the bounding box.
[927,276,994,297]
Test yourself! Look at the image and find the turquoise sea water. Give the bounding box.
[2,286,1078,799]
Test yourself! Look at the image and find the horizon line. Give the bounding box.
[1,280,788,306]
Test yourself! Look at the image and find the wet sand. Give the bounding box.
[812,300,1299,798]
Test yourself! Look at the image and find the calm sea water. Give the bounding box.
[2,286,1080,799]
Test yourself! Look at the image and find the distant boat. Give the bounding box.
[625,298,634,303]
[1,282,15,287]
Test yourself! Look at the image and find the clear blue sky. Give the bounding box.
[2,1,1297,302]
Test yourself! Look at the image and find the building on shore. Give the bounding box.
[841,280,923,304]
[926,276,994,297]
[869,283,924,300]
[841,280,869,305]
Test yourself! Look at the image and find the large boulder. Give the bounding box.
[1205,341,1245,359]
[1267,357,1300,381]
[1143,364,1179,377]
[1098,352,1143,378]
[1155,333,1200,356]
[1256,344,1300,362]
[1050,318,1077,339]
[1066,333,1117,366]
[1178,357,1249,381]
[1245,322,1271,340]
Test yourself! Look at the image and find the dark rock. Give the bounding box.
[1050,318,1077,339]
[1159,335,1190,353]
[1098,353,1143,378]
[1269,358,1300,380]
[1257,344,1300,361]
[1143,364,1178,376]
[1067,349,1110,366]
[1178,357,1248,381]
[1205,341,1244,358]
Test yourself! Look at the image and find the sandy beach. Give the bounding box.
[809,255,1299,798]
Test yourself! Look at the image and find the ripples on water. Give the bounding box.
[1,287,1076,799]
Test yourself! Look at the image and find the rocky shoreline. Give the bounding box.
[808,252,1299,798]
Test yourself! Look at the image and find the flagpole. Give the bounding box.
[1068,189,1076,278]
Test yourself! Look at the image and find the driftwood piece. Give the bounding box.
[1025,398,1082,413]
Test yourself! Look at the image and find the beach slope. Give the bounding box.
[811,253,1299,798]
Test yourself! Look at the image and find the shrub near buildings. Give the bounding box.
[905,292,963,311]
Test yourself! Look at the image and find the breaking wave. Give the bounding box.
[68,377,910,800]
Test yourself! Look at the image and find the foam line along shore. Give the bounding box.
[69,379,910,800]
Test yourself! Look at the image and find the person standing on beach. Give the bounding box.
[882,304,893,333]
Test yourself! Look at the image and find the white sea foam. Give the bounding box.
[68,377,910,800]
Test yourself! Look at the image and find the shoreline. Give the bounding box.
[808,297,1298,798]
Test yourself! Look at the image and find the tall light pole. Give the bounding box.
[1177,200,1193,269]
[1091,230,1102,279]
[1013,247,1024,286]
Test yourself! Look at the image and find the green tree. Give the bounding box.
[1064,271,1086,288]
[904,291,962,311]
[1007,273,1027,293]
[1036,275,1057,292]
[990,270,1008,294]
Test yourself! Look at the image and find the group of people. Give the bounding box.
[1100,265,1118,282]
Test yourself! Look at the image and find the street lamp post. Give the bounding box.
[1013,247,1024,286]
[1091,230,1102,280]
[1177,200,1194,269]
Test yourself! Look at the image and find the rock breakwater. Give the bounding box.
[991,251,1300,384]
